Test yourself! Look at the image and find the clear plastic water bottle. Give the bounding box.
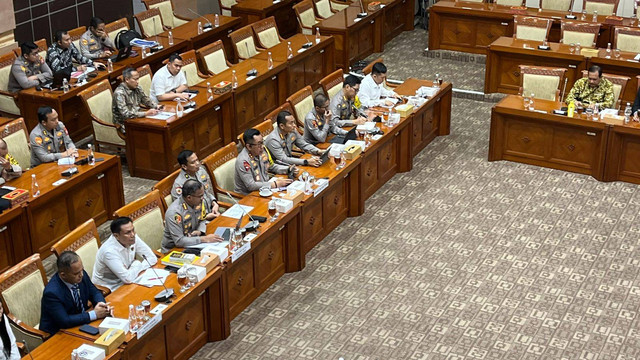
[88,144,95,165]
[581,9,587,20]
[528,93,535,111]
[129,304,137,332]
[31,174,40,197]
[605,42,611,58]
[214,14,220,27]
[592,10,597,22]
[141,47,146,59]
[232,70,238,89]
[207,82,213,101]
[315,27,321,43]
[175,99,184,117]
[625,102,632,124]
[267,51,273,69]
[107,58,113,72]
[197,21,203,34]
[62,77,69,93]
[287,41,293,59]
[168,30,174,45]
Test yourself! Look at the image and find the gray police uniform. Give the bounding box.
[234,148,289,195]
[330,88,362,127]
[29,122,76,168]
[79,30,116,60]
[303,107,347,145]
[8,57,53,93]
[171,167,217,205]
[265,127,322,166]
[162,196,210,253]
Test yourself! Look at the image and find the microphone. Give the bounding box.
[22,340,34,360]
[151,18,164,51]
[560,78,568,103]
[357,0,368,17]
[188,8,213,30]
[244,42,258,77]
[295,18,313,49]
[142,254,174,303]
[225,191,260,232]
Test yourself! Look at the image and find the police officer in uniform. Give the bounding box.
[79,17,116,60]
[329,75,368,127]
[162,179,222,253]
[235,128,294,196]
[171,150,219,216]
[266,111,325,167]
[30,106,77,168]
[304,93,348,145]
[8,41,53,92]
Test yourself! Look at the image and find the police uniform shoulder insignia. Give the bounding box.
[34,136,42,145]
[63,127,68,136]
[57,131,62,137]
[184,213,191,220]
[243,161,251,171]
[200,173,206,180]
[21,66,26,73]
[291,135,296,141]
[47,145,52,151]
[44,137,49,142]
[81,39,88,45]
[175,214,182,224]
[182,203,188,210]
[312,120,318,128]
[176,187,182,195]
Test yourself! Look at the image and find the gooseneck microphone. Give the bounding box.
[244,42,258,77]
[295,17,314,49]
[188,8,213,30]
[142,254,174,303]
[225,191,260,231]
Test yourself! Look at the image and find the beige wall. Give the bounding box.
[0,0,16,53]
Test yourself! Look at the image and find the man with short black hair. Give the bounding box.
[304,93,347,144]
[112,67,162,133]
[40,251,110,335]
[0,139,22,185]
[265,111,323,167]
[46,30,95,73]
[359,62,400,107]
[93,217,157,291]
[162,179,222,253]
[8,41,52,92]
[329,75,367,127]
[29,106,77,167]
[150,53,189,102]
[79,17,116,59]
[171,150,219,218]
[566,65,614,109]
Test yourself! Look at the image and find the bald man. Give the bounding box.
[0,139,22,185]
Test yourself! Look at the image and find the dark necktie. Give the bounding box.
[72,284,83,312]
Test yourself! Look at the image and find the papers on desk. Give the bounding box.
[416,86,439,98]
[57,157,75,165]
[635,54,640,61]
[356,122,376,132]
[288,181,306,192]
[130,38,159,48]
[297,48,307,53]
[345,140,366,150]
[354,17,362,22]
[71,67,95,79]
[221,204,254,219]
[134,268,170,287]
[147,111,174,120]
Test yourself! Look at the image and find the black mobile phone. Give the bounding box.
[79,324,100,335]
[95,157,104,162]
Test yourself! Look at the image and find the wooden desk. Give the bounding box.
[125,86,234,180]
[7,150,124,256]
[0,205,29,273]
[109,36,189,76]
[360,0,415,45]
[254,34,335,94]
[588,49,640,104]
[317,6,383,69]
[604,121,640,184]
[231,0,300,38]
[485,37,586,97]
[489,95,608,180]
[22,333,122,359]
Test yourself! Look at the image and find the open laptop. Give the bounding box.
[43,66,72,90]
[109,47,132,63]
[329,127,357,144]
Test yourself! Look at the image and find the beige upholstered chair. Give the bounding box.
[105,18,131,45]
[455,0,484,2]
[136,64,153,97]
[330,0,351,11]
[114,190,165,256]
[68,26,86,52]
[580,70,629,109]
[51,219,110,296]
[614,27,640,53]
[539,0,572,10]
[218,0,238,16]
[196,40,232,76]
[230,25,263,61]
[320,69,344,101]
[152,168,181,210]
[294,0,320,35]
[287,85,315,129]
[560,21,600,48]
[636,0,640,19]
[0,118,31,170]
[135,8,166,38]
[313,0,336,19]
[13,38,48,60]
[174,50,208,87]
[583,0,618,15]
[78,79,125,152]
[0,52,21,116]
[251,17,284,49]
[495,0,525,5]
[237,119,275,147]
[142,0,188,28]
[513,16,552,42]
[264,103,303,133]
[518,65,567,101]
[202,142,242,206]
[0,254,49,351]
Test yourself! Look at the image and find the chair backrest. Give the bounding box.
[560,21,600,48]
[78,79,114,125]
[51,219,101,281]
[581,70,629,109]
[331,0,350,11]
[286,85,315,128]
[177,49,206,87]
[135,8,165,37]
[237,119,275,146]
[196,40,230,75]
[495,0,524,5]
[314,0,334,19]
[583,0,618,15]
[218,0,238,16]
[0,254,47,329]
[0,52,20,116]
[519,65,566,101]
[320,69,344,100]
[229,24,259,60]
[251,17,283,49]
[513,16,552,42]
[105,18,131,45]
[68,26,86,51]
[0,118,31,170]
[137,64,153,96]
[294,0,318,35]
[202,142,238,205]
[636,0,640,19]
[14,39,48,60]
[540,0,572,10]
[143,0,181,28]
[152,168,181,210]
[614,27,640,53]
[114,190,166,253]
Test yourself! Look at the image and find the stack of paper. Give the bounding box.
[134,268,170,287]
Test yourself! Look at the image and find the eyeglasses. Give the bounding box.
[248,142,264,147]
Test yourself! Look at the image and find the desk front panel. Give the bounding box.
[0,206,29,273]
[233,71,286,134]
[604,125,640,184]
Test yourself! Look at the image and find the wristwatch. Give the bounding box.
[304,159,308,166]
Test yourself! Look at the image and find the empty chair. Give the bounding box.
[114,190,166,256]
[201,142,242,206]
[313,0,336,19]
[142,0,189,28]
[582,0,618,15]
[251,17,284,49]
[196,40,232,75]
[175,50,208,87]
[560,21,600,48]
[0,118,31,170]
[286,85,315,129]
[105,18,131,45]
[513,15,552,42]
[455,0,484,3]
[614,27,640,53]
[580,70,629,109]
[229,24,262,60]
[68,26,86,51]
[495,0,525,5]
[0,52,21,116]
[518,65,567,101]
[218,0,238,16]
[78,79,125,152]
[152,168,181,210]
[539,0,572,11]
[134,8,165,38]
[294,0,320,35]
[330,0,351,11]
[320,69,344,100]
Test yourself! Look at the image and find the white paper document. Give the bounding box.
[147,111,174,120]
[134,268,170,287]
[221,204,254,219]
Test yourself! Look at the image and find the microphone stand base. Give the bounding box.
[155,288,174,303]
[246,69,258,77]
[302,42,313,49]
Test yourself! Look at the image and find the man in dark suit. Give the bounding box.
[39,251,110,335]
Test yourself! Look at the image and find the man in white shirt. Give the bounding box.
[358,62,401,108]
[92,217,157,291]
[149,53,190,102]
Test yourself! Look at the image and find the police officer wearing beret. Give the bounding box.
[162,179,222,253]
[30,106,77,168]
[8,41,53,93]
[171,150,219,216]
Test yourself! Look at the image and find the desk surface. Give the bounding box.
[254,34,333,61]
[198,57,286,91]
[317,6,382,29]
[158,14,239,40]
[22,333,122,360]
[232,0,296,12]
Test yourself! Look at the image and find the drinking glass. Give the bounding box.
[233,229,243,250]
[569,43,575,54]
[177,266,188,293]
[141,300,151,321]
[434,73,440,88]
[614,48,621,59]
[268,200,278,222]
[523,95,530,109]
[333,152,341,170]
[585,107,594,121]
[135,305,145,327]
[364,133,372,149]
[187,267,198,288]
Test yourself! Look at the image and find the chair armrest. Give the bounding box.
[198,70,210,79]
[217,201,233,209]
[6,313,49,340]
[16,341,25,357]
[174,13,192,22]
[95,284,112,297]
[0,89,18,99]
[216,187,244,200]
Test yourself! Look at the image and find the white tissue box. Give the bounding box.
[201,245,229,263]
[185,265,207,282]
[98,317,129,335]
[76,344,106,360]
[274,198,293,213]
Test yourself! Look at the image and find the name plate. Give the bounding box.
[136,313,161,339]
[314,179,329,197]
[231,241,251,263]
